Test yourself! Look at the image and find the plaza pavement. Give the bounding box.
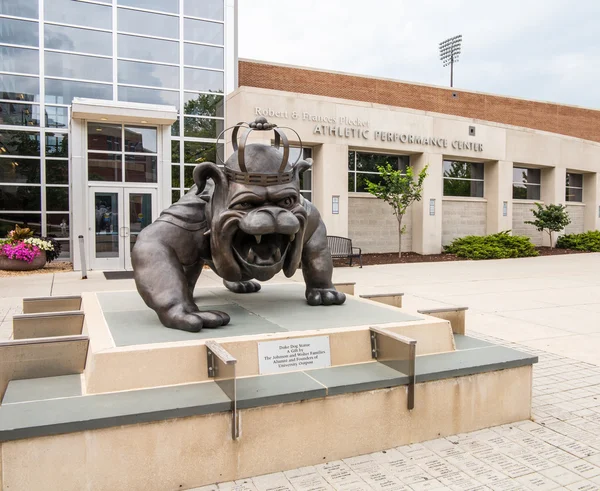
[2,253,600,490]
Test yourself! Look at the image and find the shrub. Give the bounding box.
[444,231,539,260]
[556,231,600,252]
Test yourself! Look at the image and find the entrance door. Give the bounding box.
[90,187,157,270]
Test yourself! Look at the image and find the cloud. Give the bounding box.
[238,0,600,109]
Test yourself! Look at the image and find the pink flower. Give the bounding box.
[1,242,41,263]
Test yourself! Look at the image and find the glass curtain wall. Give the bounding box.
[0,0,226,258]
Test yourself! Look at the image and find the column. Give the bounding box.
[312,143,349,237]
[583,172,600,232]
[411,153,443,255]
[540,167,567,246]
[70,118,86,271]
[485,160,513,235]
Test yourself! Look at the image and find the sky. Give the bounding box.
[238,0,600,109]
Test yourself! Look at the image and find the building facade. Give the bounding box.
[229,61,600,254]
[0,0,237,270]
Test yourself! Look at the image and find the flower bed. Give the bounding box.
[0,225,61,271]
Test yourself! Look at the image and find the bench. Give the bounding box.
[327,235,363,267]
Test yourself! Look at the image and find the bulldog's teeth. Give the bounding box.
[248,248,256,264]
[274,248,282,262]
[289,234,295,242]
[254,235,262,244]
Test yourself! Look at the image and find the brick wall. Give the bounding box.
[348,196,412,253]
[239,60,600,143]
[564,205,585,235]
[512,202,544,246]
[442,200,487,246]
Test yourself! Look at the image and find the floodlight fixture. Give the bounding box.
[439,34,462,87]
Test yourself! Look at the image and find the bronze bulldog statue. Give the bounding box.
[132,118,346,332]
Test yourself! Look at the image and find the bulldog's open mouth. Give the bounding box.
[232,230,294,269]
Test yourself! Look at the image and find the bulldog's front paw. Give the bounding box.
[305,288,346,306]
[158,304,230,332]
[224,279,261,294]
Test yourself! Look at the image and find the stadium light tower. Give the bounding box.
[439,34,462,87]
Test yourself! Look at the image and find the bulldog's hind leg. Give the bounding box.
[223,279,261,293]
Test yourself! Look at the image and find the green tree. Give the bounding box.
[366,164,428,258]
[525,203,571,248]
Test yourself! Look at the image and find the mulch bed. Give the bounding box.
[332,247,590,267]
[0,261,73,278]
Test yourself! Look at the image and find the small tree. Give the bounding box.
[525,203,571,249]
[366,164,428,258]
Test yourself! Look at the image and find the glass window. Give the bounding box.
[443,160,485,198]
[45,24,112,56]
[47,214,70,238]
[0,157,40,183]
[171,140,180,162]
[45,106,69,128]
[288,147,312,200]
[117,0,178,14]
[124,126,157,153]
[125,155,157,182]
[171,165,180,187]
[184,43,223,69]
[184,68,223,92]
[45,79,112,104]
[46,159,68,184]
[0,102,41,127]
[0,213,41,236]
[183,117,224,139]
[117,34,179,64]
[45,52,112,82]
[512,167,541,200]
[184,0,223,21]
[184,18,223,45]
[347,151,409,192]
[0,18,39,47]
[0,185,41,210]
[0,46,38,74]
[46,186,69,211]
[184,142,223,164]
[0,0,38,18]
[171,119,179,136]
[0,130,40,156]
[45,132,68,157]
[566,172,583,202]
[171,189,180,203]
[118,60,179,89]
[0,74,39,102]
[183,93,224,117]
[117,8,179,38]
[183,165,194,188]
[45,0,112,29]
[118,86,179,109]
[88,153,122,181]
[88,123,122,151]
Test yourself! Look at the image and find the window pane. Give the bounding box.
[0,0,38,18]
[0,74,39,102]
[45,132,68,157]
[0,102,41,127]
[301,191,312,202]
[117,0,178,14]
[45,24,112,56]
[470,162,484,180]
[118,86,179,109]
[356,173,382,193]
[171,165,180,187]
[0,130,40,156]
[513,167,541,185]
[300,169,311,191]
[444,161,473,179]
[171,140,180,162]
[566,173,583,188]
[0,185,40,210]
[171,119,179,136]
[118,60,179,89]
[118,34,179,64]
[184,18,223,45]
[117,8,179,38]
[46,186,69,211]
[356,153,404,173]
[566,187,583,202]
[0,213,41,236]
[348,151,355,171]
[184,0,223,21]
[0,157,40,183]
[88,123,122,151]
[444,179,484,197]
[47,214,70,238]
[0,18,39,47]
[45,52,112,82]
[171,189,180,203]
[184,142,223,163]
[184,43,223,69]
[46,159,68,184]
[348,173,355,193]
[512,184,527,200]
[45,79,112,104]
[45,106,69,128]
[88,153,122,181]
[183,93,224,117]
[125,155,156,182]
[45,0,112,29]
[124,126,157,153]
[183,165,194,188]
[184,68,223,92]
[183,117,223,139]
[0,46,38,74]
